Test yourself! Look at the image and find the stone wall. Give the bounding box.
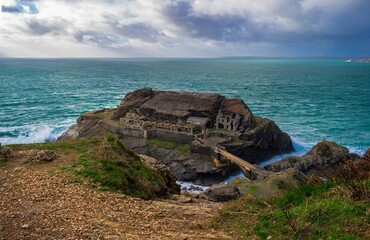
[147,129,195,144]
[191,141,213,155]
[121,128,145,138]
[115,125,195,144]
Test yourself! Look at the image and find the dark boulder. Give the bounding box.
[266,140,349,173]
[200,184,241,202]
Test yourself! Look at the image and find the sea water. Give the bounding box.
[1,58,369,161]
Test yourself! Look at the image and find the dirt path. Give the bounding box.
[0,152,230,239]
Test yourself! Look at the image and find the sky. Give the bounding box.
[0,0,369,58]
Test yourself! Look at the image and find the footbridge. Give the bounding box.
[195,138,269,180]
[213,146,269,180]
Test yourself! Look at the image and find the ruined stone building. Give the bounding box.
[114,88,256,134]
[215,111,241,131]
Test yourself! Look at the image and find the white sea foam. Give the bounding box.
[0,125,68,145]
[176,181,210,194]
[259,139,313,167]
[348,147,366,157]
[224,171,245,183]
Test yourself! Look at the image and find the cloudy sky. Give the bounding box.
[0,0,369,58]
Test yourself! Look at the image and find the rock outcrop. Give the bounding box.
[121,137,237,186]
[231,168,308,199]
[138,154,180,194]
[266,141,350,173]
[200,184,241,202]
[58,111,106,140]
[227,117,293,163]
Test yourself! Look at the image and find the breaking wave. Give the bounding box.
[0,125,68,145]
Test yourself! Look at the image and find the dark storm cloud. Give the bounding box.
[164,1,257,42]
[163,0,370,45]
[107,18,166,43]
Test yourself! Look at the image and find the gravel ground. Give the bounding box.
[0,150,231,240]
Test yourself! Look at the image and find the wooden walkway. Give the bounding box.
[214,146,269,180]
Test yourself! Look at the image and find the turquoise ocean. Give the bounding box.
[1,58,369,165]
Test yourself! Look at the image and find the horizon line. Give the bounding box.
[0,56,364,60]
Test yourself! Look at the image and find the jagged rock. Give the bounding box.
[226,117,294,163]
[119,135,238,186]
[138,154,180,195]
[58,112,105,140]
[200,184,241,202]
[160,152,237,186]
[266,141,349,173]
[57,124,80,140]
[28,150,57,162]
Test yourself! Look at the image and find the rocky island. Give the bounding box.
[59,88,293,185]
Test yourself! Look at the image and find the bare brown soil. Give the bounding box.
[0,151,231,240]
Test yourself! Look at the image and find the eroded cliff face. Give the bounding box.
[228,117,294,163]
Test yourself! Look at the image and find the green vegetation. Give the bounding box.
[214,160,370,239]
[147,138,191,156]
[12,136,177,199]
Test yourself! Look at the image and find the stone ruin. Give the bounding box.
[215,111,241,131]
[120,110,207,134]
[114,88,256,135]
